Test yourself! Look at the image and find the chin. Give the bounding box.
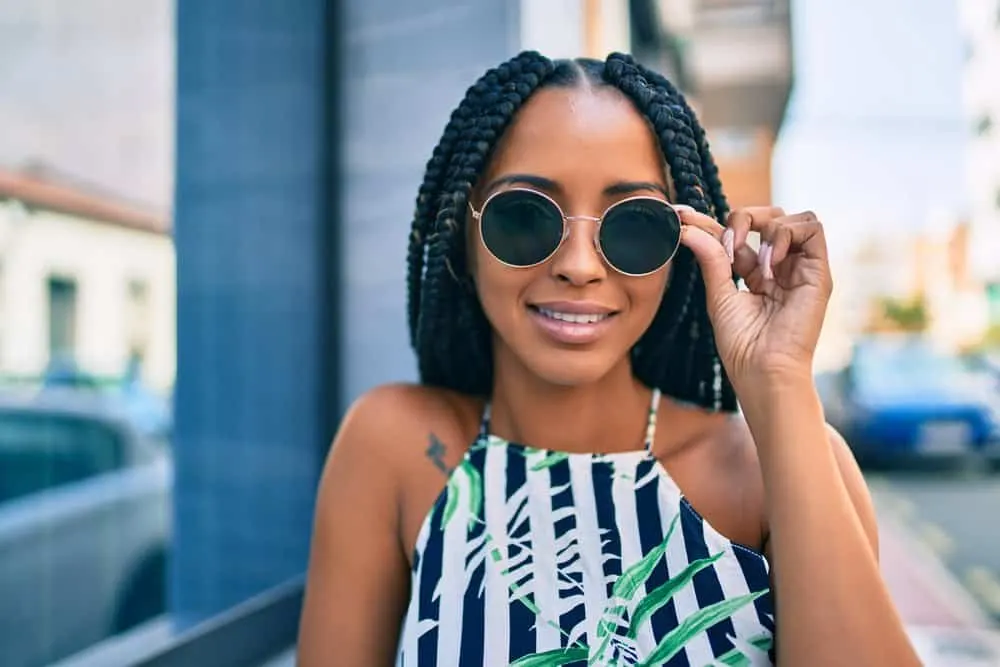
[520,348,624,388]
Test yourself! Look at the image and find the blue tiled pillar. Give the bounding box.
[172,0,334,624]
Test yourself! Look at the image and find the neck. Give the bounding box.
[488,348,653,454]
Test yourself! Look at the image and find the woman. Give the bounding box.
[298,52,918,666]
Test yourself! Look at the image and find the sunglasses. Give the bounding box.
[469,188,682,277]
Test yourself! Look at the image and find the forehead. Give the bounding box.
[481,86,668,194]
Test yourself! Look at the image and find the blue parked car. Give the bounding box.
[822,338,1000,466]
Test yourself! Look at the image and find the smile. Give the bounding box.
[528,304,619,345]
[535,308,611,324]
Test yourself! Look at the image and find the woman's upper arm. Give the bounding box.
[297,388,412,667]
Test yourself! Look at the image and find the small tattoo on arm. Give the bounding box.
[426,433,453,476]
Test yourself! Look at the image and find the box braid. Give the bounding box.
[406,50,738,412]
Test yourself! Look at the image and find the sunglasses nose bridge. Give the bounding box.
[559,214,602,248]
[547,214,608,281]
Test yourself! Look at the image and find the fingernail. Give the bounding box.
[759,242,774,280]
[722,228,734,264]
[673,204,696,214]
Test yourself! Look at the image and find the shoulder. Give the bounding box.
[323,383,485,497]
[332,382,483,466]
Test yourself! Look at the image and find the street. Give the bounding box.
[868,467,1000,664]
[870,468,1000,621]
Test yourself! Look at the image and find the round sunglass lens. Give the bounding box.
[480,190,563,267]
[599,199,680,275]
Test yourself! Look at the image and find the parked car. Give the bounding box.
[821,337,1000,466]
[0,391,172,667]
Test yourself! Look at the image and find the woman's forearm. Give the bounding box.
[737,370,920,666]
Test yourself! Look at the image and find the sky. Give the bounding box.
[772,0,969,259]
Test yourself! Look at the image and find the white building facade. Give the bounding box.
[0,170,175,391]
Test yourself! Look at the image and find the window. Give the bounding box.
[47,276,78,360]
[125,278,151,365]
[0,411,125,505]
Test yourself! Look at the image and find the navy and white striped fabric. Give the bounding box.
[398,390,775,666]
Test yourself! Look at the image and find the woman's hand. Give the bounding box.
[676,206,833,388]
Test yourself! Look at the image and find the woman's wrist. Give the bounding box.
[733,367,827,452]
[732,365,817,411]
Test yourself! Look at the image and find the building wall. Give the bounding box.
[959,0,1000,287]
[0,202,175,389]
[710,127,776,208]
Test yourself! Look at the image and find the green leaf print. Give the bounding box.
[531,451,570,471]
[612,514,680,601]
[509,647,589,667]
[441,471,461,529]
[634,590,769,667]
[591,515,681,664]
[626,551,725,639]
[440,459,483,531]
[710,633,774,666]
[464,460,483,529]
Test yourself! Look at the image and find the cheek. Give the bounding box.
[639,265,671,299]
[471,251,533,320]
[626,267,671,321]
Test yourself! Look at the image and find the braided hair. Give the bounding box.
[406,51,738,412]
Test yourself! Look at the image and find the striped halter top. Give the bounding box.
[397,389,775,666]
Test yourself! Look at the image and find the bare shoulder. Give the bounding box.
[330,382,483,476]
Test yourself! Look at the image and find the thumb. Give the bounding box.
[679,225,738,309]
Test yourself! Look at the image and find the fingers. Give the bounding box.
[726,206,785,257]
[722,207,829,279]
[679,224,738,308]
[674,205,759,281]
[675,205,829,288]
[766,211,828,265]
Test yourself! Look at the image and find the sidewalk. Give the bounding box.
[880,511,1000,665]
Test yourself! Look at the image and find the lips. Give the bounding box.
[528,302,619,345]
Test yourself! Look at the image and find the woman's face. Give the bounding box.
[468,85,674,388]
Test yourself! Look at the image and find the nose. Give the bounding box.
[548,217,607,286]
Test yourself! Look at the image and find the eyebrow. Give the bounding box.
[483,173,670,200]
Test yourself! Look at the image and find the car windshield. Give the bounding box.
[854,343,973,392]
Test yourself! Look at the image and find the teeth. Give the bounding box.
[537,308,609,324]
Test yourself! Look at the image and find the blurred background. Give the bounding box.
[0,0,998,665]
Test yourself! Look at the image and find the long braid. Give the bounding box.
[407,50,738,411]
[645,67,738,411]
[407,103,471,347]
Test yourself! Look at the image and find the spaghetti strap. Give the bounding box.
[478,400,492,438]
[644,388,661,451]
